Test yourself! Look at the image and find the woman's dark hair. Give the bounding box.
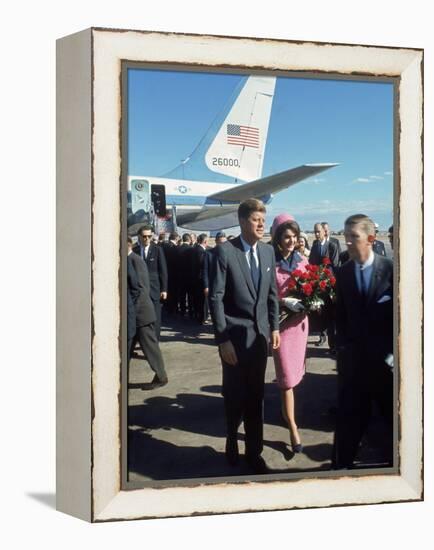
[272,220,301,259]
[298,234,310,250]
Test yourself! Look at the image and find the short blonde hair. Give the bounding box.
[344,214,375,236]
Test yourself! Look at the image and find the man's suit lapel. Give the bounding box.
[257,243,268,303]
[232,237,257,300]
[366,254,385,306]
[147,244,156,263]
[347,260,364,311]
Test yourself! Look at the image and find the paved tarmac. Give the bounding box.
[127,312,392,483]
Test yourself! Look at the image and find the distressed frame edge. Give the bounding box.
[56,27,93,522]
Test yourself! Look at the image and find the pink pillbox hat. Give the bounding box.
[271,213,295,236]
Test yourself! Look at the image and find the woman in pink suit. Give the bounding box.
[271,214,309,453]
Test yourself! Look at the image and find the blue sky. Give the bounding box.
[128,69,394,231]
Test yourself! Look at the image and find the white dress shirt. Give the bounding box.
[239,235,259,270]
[140,244,150,259]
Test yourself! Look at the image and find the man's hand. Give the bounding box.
[160,291,167,301]
[204,287,209,297]
[219,340,238,366]
[271,330,280,350]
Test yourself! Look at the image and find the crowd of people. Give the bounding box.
[126,199,394,474]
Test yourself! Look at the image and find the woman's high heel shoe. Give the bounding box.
[290,433,303,453]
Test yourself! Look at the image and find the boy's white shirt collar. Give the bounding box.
[356,249,375,269]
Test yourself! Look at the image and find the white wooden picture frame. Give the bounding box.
[56,27,423,522]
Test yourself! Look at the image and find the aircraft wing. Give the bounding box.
[207,163,339,202]
[176,205,238,228]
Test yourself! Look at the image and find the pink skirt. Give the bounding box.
[272,313,308,390]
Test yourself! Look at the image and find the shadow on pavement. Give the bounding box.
[128,430,228,480]
[200,385,222,394]
[128,430,289,480]
[264,370,338,434]
[160,314,215,346]
[128,393,227,438]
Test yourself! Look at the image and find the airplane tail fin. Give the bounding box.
[204,76,276,182]
[163,75,276,183]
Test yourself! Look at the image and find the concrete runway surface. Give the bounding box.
[127,312,393,483]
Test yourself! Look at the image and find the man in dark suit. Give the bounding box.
[161,232,180,314]
[372,223,387,256]
[192,233,209,324]
[203,231,227,296]
[310,223,340,267]
[339,249,350,265]
[128,238,168,388]
[332,214,393,469]
[322,221,342,256]
[176,233,193,316]
[310,223,340,350]
[126,261,137,365]
[134,225,168,339]
[388,225,394,251]
[209,198,280,474]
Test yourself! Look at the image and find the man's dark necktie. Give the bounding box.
[359,264,368,300]
[249,247,259,292]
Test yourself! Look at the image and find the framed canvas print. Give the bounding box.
[56,27,423,522]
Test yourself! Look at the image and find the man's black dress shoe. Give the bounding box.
[245,455,269,474]
[225,437,239,466]
[316,333,327,346]
[141,374,168,390]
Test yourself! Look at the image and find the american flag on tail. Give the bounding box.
[226,124,259,148]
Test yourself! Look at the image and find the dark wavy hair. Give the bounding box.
[272,220,301,260]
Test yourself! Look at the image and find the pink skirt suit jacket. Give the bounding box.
[272,253,310,390]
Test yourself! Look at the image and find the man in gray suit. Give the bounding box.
[128,238,168,389]
[209,198,280,474]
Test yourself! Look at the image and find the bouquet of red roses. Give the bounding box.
[279,257,336,325]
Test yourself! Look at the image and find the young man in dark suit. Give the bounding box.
[332,214,394,469]
[209,199,280,474]
[134,225,168,339]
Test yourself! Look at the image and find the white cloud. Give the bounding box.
[304,177,326,185]
[384,171,393,176]
[353,175,385,183]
